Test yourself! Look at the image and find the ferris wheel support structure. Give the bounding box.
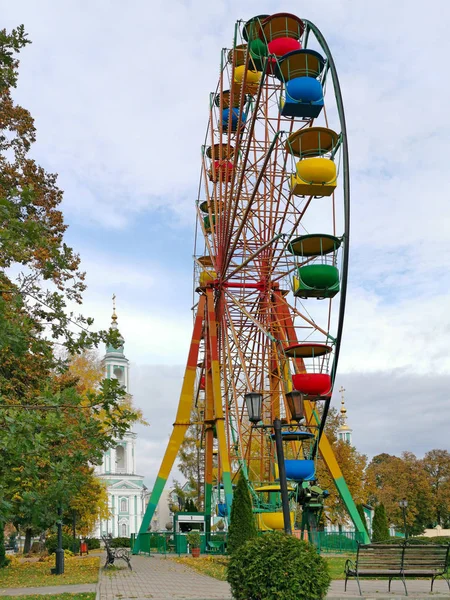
[133,15,369,554]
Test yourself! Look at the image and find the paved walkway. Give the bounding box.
[96,554,450,600]
[0,555,449,599]
[98,555,231,599]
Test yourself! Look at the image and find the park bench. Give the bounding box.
[205,540,225,555]
[344,543,450,596]
[101,535,132,571]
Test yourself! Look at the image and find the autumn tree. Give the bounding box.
[177,406,204,507]
[422,449,450,527]
[315,408,369,525]
[366,452,433,536]
[0,26,140,558]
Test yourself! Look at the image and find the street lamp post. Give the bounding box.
[244,392,298,536]
[399,498,408,540]
[51,505,64,575]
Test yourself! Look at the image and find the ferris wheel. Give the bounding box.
[134,12,369,552]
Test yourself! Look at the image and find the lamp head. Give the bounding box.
[244,392,263,424]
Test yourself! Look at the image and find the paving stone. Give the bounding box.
[97,554,450,600]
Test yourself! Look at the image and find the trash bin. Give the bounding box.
[80,542,88,555]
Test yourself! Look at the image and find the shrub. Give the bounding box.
[45,533,80,554]
[227,476,257,555]
[186,531,201,549]
[228,531,331,600]
[372,504,390,542]
[108,537,130,548]
[84,537,100,550]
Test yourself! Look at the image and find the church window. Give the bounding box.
[121,523,127,536]
[116,445,126,472]
[114,366,124,383]
[120,498,128,512]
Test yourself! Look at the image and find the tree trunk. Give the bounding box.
[23,528,33,554]
[0,521,7,568]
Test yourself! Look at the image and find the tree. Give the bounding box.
[177,406,204,507]
[315,408,369,524]
[356,504,369,537]
[372,504,390,542]
[422,450,450,527]
[366,452,433,536]
[66,469,110,536]
[0,27,143,562]
[227,475,256,555]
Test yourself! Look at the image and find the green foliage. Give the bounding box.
[45,533,80,554]
[184,498,197,512]
[108,537,130,548]
[356,504,369,536]
[227,476,256,555]
[0,522,10,568]
[372,504,390,542]
[0,25,141,543]
[186,531,201,549]
[84,538,100,550]
[0,25,30,90]
[227,532,331,600]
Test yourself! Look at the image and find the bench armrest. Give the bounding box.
[345,558,355,574]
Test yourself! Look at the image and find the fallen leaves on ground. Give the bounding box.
[0,556,100,588]
[173,556,229,581]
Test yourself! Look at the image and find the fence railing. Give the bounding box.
[132,530,362,555]
[314,531,364,553]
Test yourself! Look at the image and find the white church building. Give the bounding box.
[94,301,170,538]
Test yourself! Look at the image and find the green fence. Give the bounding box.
[134,532,227,555]
[133,530,362,555]
[315,531,364,553]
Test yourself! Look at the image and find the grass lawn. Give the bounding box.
[0,556,100,588]
[174,553,349,581]
[0,595,95,600]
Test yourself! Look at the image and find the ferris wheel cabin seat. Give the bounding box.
[288,233,341,256]
[221,107,247,133]
[282,78,324,118]
[286,126,339,196]
[199,270,217,287]
[288,234,341,298]
[285,459,315,482]
[292,373,332,398]
[268,37,301,57]
[294,264,340,298]
[217,503,227,517]
[213,89,241,110]
[203,214,215,234]
[258,511,295,531]
[233,65,262,94]
[199,200,224,214]
[205,144,234,159]
[208,160,234,183]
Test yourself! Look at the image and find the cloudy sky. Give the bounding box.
[4,0,450,487]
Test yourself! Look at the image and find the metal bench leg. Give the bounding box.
[388,577,392,592]
[431,575,435,592]
[355,575,362,596]
[344,574,348,592]
[401,574,408,596]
